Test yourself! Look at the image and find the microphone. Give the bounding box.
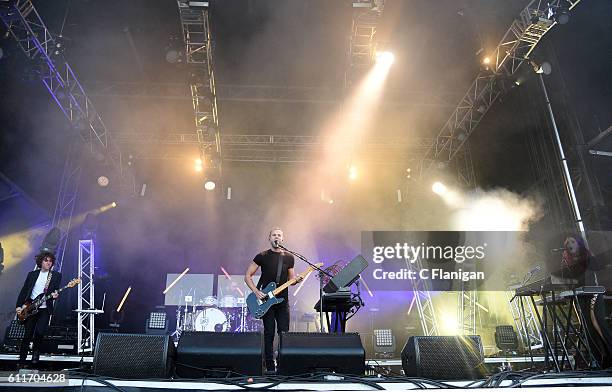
[550,247,565,253]
[273,240,279,248]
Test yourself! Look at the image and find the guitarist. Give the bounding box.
[245,228,302,373]
[15,251,61,367]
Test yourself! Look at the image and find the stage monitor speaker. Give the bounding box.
[176,332,263,377]
[401,335,484,380]
[93,333,175,379]
[278,332,365,375]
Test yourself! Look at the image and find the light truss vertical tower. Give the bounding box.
[404,256,438,336]
[505,291,543,350]
[345,0,385,89]
[0,0,134,272]
[177,1,221,177]
[77,239,95,354]
[458,288,478,336]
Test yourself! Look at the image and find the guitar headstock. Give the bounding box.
[67,278,81,288]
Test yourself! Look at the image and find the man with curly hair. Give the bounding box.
[15,251,62,368]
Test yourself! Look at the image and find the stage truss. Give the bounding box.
[0,0,134,272]
[177,0,221,177]
[77,239,96,354]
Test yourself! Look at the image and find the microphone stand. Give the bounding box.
[277,244,333,332]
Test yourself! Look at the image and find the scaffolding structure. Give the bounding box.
[76,239,96,354]
[0,0,133,272]
[506,291,544,350]
[422,0,583,168]
[114,132,434,164]
[345,0,385,89]
[177,0,221,178]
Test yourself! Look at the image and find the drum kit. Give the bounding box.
[175,295,262,336]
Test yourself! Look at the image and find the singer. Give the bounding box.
[244,228,301,373]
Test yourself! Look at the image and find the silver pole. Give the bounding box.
[538,74,586,238]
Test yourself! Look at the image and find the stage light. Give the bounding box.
[375,51,394,66]
[195,158,203,172]
[553,4,570,25]
[482,56,491,65]
[531,61,552,75]
[374,329,396,357]
[116,286,132,312]
[432,181,447,195]
[328,199,334,204]
[495,325,518,351]
[348,165,358,180]
[0,242,4,274]
[146,310,168,334]
[111,201,117,208]
[97,176,109,187]
[204,179,216,191]
[440,312,460,335]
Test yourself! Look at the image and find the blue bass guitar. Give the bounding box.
[246,263,322,319]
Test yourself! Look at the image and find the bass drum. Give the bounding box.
[194,308,229,332]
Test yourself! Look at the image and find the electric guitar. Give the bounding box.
[17,278,80,324]
[247,263,322,319]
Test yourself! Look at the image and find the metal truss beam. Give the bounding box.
[0,0,134,272]
[80,81,461,108]
[345,0,385,88]
[587,125,612,149]
[404,259,438,336]
[77,239,95,354]
[177,0,221,172]
[506,291,543,350]
[114,132,434,164]
[458,290,478,336]
[0,0,130,177]
[422,0,583,166]
[51,139,82,272]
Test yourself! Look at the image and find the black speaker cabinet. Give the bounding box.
[176,332,263,377]
[401,335,484,380]
[278,332,365,375]
[93,333,176,379]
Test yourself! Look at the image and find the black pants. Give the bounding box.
[262,300,289,368]
[19,308,50,363]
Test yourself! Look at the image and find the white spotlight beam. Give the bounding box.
[163,267,190,294]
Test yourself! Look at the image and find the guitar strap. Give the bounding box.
[43,270,53,294]
[275,252,284,284]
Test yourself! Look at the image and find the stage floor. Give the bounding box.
[0,372,611,391]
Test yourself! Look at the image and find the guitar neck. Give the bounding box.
[272,277,300,296]
[41,284,68,302]
[271,265,319,296]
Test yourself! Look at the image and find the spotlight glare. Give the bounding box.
[195,158,202,165]
[195,165,203,172]
[204,180,216,191]
[432,181,447,195]
[111,201,117,208]
[375,51,394,66]
[482,56,491,65]
[348,165,358,180]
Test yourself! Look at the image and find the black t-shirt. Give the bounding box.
[253,249,295,299]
